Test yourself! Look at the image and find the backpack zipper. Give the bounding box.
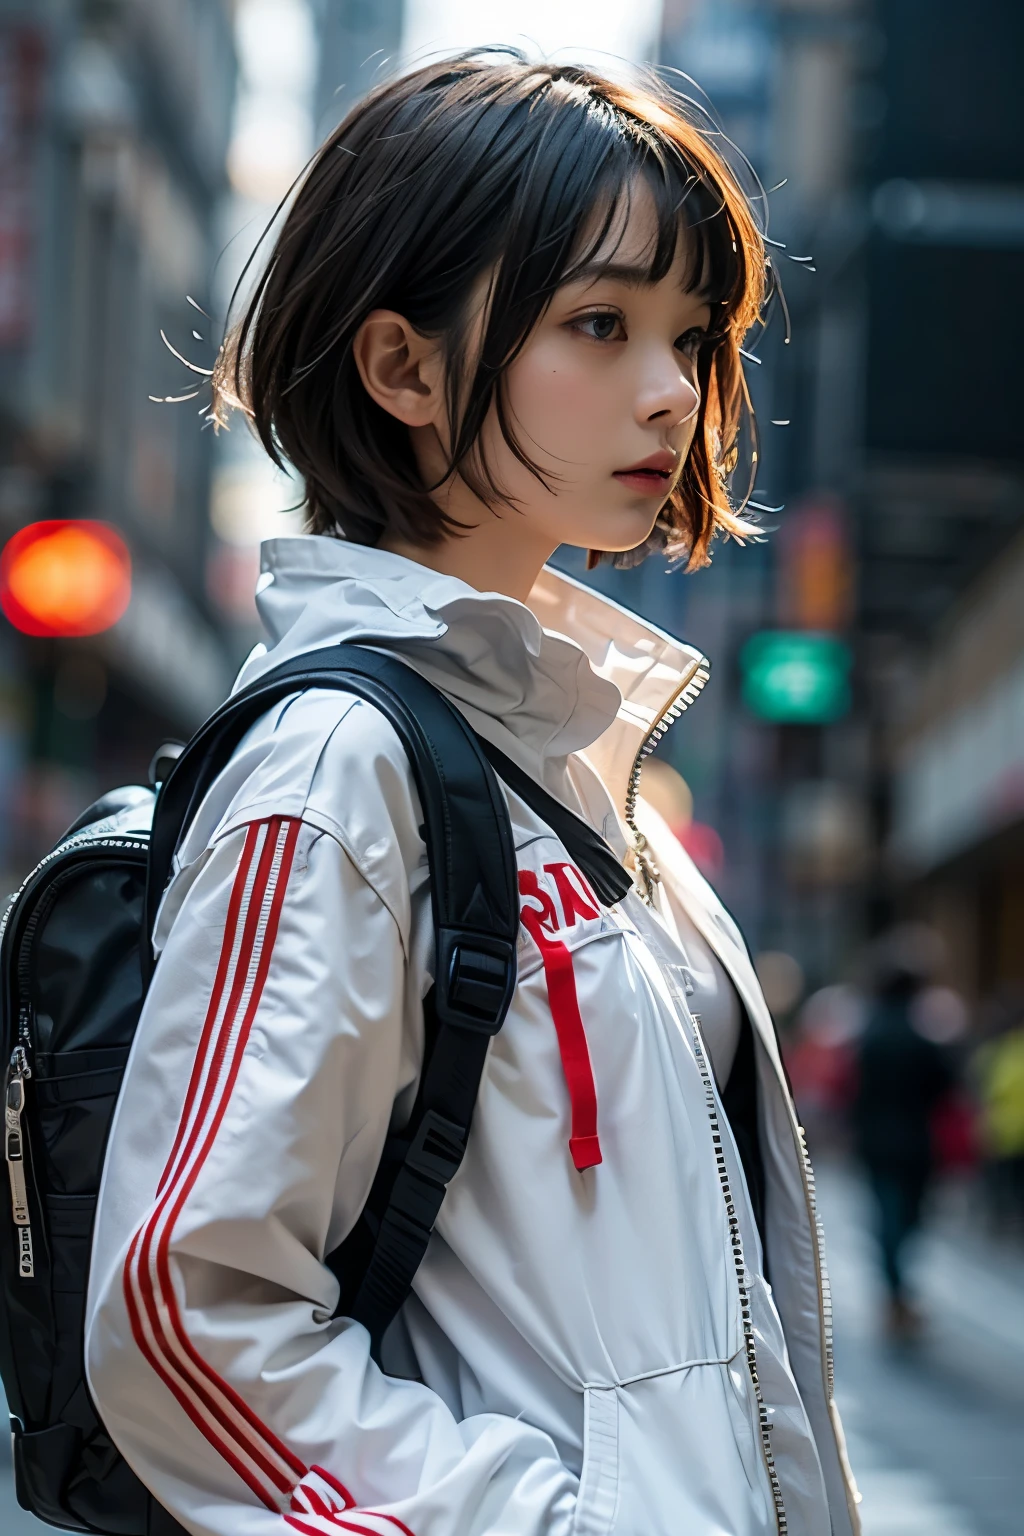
[2,834,150,1011]
[1,833,149,1284]
[5,1022,34,1279]
[623,656,710,902]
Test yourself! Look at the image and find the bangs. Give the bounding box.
[471,80,760,382]
[556,138,748,317]
[455,75,765,568]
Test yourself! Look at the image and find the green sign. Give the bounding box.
[741,631,851,724]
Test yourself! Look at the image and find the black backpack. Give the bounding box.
[0,643,630,1535]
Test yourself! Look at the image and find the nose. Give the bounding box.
[636,352,700,428]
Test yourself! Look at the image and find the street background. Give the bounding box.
[1,1,1023,1532]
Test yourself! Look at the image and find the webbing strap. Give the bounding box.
[345,1007,493,1348]
[476,738,634,908]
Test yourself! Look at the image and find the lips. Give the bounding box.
[612,451,677,495]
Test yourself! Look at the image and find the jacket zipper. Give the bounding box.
[794,1124,835,1398]
[623,661,840,1399]
[625,672,786,1530]
[794,1114,859,1529]
[5,1017,34,1279]
[626,664,845,1525]
[623,656,710,903]
[690,1013,787,1535]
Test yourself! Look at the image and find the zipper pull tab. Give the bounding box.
[6,1045,34,1277]
[629,831,660,904]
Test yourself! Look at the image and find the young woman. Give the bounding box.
[86,54,859,1536]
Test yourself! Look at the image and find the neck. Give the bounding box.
[381,512,557,604]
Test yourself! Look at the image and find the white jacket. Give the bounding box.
[85,539,860,1536]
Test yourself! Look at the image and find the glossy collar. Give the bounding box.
[242,537,708,812]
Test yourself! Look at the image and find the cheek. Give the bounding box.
[503,338,611,463]
[678,412,699,461]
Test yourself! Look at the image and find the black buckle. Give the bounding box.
[405,1109,466,1187]
[436,929,516,1035]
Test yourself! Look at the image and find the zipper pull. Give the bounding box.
[5,1044,34,1278]
[629,831,661,903]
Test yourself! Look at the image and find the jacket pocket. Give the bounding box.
[573,1387,619,1536]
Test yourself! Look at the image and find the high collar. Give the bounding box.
[525,564,709,815]
[238,537,709,816]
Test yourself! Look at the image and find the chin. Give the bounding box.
[591,514,663,557]
[550,496,661,562]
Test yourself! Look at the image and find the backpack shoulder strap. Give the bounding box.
[148,645,518,1006]
[147,644,519,1348]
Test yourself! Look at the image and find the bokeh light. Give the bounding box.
[0,521,132,638]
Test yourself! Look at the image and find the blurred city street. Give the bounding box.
[820,1166,1024,1535]
[3,1162,1023,1534]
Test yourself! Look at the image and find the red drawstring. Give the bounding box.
[519,870,602,1171]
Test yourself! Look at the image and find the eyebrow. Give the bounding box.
[568,260,656,290]
[566,259,714,307]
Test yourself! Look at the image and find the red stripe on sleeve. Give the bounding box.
[125,820,304,1500]
[122,816,419,1533]
[157,820,262,1198]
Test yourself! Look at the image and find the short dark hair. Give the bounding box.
[216,50,767,570]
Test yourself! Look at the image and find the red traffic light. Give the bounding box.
[0,521,132,637]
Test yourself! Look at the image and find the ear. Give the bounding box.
[353,310,444,428]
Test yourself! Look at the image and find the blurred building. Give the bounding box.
[206,0,406,652]
[651,0,1024,1010]
[0,0,237,878]
[311,0,403,139]
[890,533,1024,999]
[871,3,1024,1003]
[651,0,868,987]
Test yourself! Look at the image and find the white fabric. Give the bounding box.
[85,538,859,1536]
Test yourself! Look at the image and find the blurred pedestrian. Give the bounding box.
[786,984,862,1156]
[852,925,954,1337]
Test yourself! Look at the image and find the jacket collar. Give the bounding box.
[526,565,709,818]
[240,537,708,819]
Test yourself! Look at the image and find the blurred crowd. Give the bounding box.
[783,924,1024,1330]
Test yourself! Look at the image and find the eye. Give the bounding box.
[573,310,626,342]
[675,326,708,360]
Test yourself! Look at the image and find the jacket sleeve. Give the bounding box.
[85,813,577,1536]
